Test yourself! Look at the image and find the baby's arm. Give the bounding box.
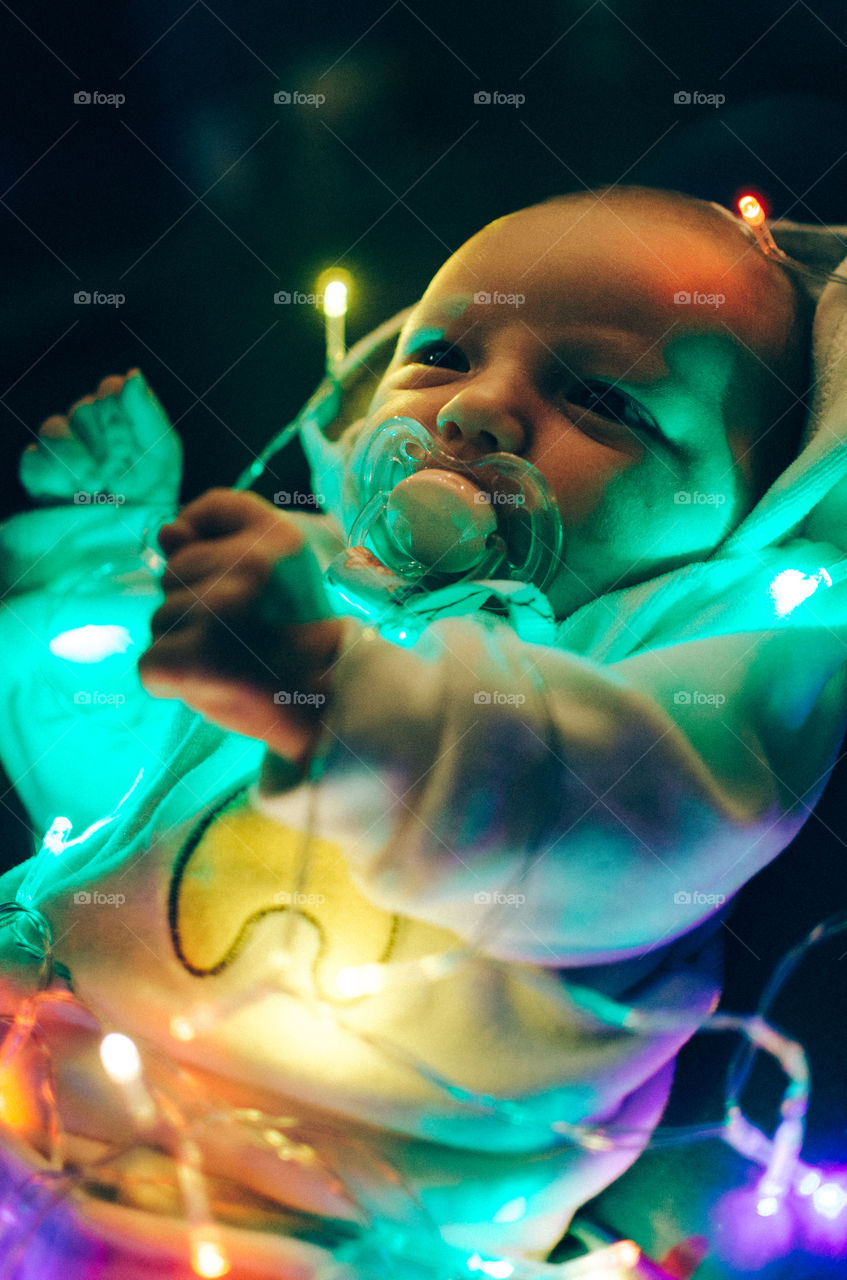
[140,492,847,966]
[1,370,181,598]
[253,573,847,967]
[0,372,183,837]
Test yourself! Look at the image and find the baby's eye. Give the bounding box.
[568,381,658,435]
[405,341,470,372]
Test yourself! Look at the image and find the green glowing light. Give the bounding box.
[466,1254,514,1279]
[768,568,832,618]
[48,624,134,663]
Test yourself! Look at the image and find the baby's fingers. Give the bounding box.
[119,369,173,452]
[19,428,101,500]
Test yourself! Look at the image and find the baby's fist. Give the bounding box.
[138,489,342,767]
[22,370,181,507]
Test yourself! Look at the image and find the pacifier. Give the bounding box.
[346,417,561,587]
[324,417,563,639]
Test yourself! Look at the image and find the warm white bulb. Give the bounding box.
[323,280,348,317]
[191,1235,231,1277]
[336,963,385,998]
[99,1032,142,1084]
[813,1182,847,1220]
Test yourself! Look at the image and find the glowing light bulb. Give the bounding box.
[49,623,134,662]
[42,817,72,855]
[466,1254,514,1279]
[99,1032,141,1084]
[319,274,349,380]
[336,963,385,998]
[768,567,831,617]
[170,1014,196,1042]
[756,1195,780,1217]
[738,194,766,226]
[798,1170,822,1197]
[812,1182,847,1220]
[99,1032,155,1127]
[323,279,348,318]
[191,1233,231,1277]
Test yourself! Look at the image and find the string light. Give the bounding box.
[318,271,349,382]
[737,192,847,287]
[98,1031,156,1128]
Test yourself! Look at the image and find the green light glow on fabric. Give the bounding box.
[48,624,134,663]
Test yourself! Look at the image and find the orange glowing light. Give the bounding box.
[0,1065,43,1133]
[190,1233,230,1274]
[738,195,766,227]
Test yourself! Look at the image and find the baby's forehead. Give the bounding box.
[419,199,794,366]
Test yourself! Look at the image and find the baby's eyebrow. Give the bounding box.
[551,327,670,385]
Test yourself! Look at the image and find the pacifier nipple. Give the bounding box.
[385,470,497,574]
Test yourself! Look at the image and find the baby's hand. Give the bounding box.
[138,489,343,767]
[21,369,181,507]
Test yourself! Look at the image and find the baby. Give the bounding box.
[2,186,844,1277]
[139,186,810,760]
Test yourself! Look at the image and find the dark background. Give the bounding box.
[1,2,847,1274]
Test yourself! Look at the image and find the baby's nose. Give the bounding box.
[436,390,527,459]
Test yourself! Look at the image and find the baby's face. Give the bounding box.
[365,200,789,615]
